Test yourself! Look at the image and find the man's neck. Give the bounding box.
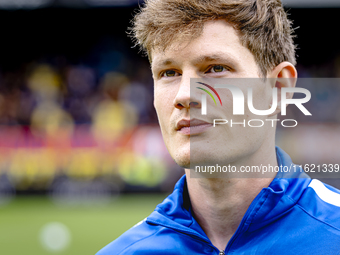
[185,147,278,251]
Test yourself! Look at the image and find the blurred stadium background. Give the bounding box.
[0,0,340,254]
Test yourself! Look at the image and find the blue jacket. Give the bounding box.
[97,147,340,254]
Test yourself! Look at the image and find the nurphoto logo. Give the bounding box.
[196,80,312,128]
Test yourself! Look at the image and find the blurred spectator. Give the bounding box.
[91,72,138,145]
[65,65,96,124]
[28,65,75,146]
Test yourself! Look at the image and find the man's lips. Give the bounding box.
[176,119,213,135]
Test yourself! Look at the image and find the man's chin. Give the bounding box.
[171,151,190,169]
[174,158,190,169]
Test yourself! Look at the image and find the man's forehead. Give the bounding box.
[150,20,246,67]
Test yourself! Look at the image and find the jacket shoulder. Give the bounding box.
[96,219,159,255]
[298,179,340,230]
[96,218,189,255]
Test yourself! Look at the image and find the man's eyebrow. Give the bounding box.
[193,54,238,66]
[152,53,238,70]
[152,59,177,69]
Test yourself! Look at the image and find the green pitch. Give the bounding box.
[0,194,166,255]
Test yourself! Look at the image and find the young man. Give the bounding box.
[97,0,340,254]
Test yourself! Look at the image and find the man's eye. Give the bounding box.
[162,70,178,77]
[209,65,227,73]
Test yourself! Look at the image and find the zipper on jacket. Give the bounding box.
[219,250,225,255]
[223,190,268,254]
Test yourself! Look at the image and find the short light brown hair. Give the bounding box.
[130,0,296,77]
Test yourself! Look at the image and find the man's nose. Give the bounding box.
[173,75,201,110]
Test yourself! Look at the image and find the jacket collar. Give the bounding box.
[147,147,311,238]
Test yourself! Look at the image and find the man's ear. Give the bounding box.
[268,62,297,116]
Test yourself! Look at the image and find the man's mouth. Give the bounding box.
[176,118,213,135]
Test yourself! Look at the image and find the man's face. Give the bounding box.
[151,20,275,168]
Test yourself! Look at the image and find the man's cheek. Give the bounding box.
[153,96,161,113]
